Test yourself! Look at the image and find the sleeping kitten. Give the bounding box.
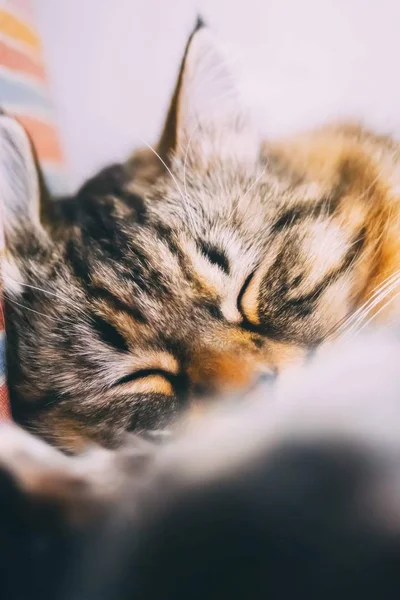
[0,327,400,599]
[2,21,400,450]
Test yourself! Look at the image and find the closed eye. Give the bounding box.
[113,368,174,387]
[237,270,275,336]
[237,271,256,323]
[112,368,189,399]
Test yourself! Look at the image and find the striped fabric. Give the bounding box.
[0,0,66,194]
[0,0,67,418]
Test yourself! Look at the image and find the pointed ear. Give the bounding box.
[0,114,45,240]
[158,21,259,165]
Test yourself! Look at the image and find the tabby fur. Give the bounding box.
[1,22,400,450]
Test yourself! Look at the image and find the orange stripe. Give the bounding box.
[0,9,41,51]
[15,115,64,163]
[0,40,45,80]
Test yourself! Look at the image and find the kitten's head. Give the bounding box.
[1,23,374,451]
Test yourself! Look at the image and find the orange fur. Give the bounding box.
[269,123,400,326]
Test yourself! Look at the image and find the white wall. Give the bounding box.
[35,0,400,192]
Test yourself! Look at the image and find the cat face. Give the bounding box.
[1,24,370,451]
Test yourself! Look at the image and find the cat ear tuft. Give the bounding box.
[0,114,43,239]
[158,23,259,165]
[194,14,206,31]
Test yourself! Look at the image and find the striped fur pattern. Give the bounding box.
[2,22,400,450]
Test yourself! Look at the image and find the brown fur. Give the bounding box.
[1,25,400,451]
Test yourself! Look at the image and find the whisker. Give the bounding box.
[340,273,400,339]
[5,296,58,320]
[336,271,400,335]
[4,277,85,314]
[139,138,187,205]
[327,270,400,339]
[343,276,400,339]
[241,165,267,204]
[327,179,398,340]
[348,287,400,340]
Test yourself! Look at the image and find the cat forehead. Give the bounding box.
[150,156,269,218]
[150,153,334,235]
[155,176,347,265]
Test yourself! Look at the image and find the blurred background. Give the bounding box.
[28,0,400,191]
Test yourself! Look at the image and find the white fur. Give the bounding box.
[176,27,260,166]
[0,115,41,237]
[2,254,24,296]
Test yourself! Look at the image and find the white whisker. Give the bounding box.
[241,165,267,204]
[346,276,400,330]
[4,277,85,314]
[139,138,187,205]
[341,275,400,339]
[348,288,400,340]
[333,270,400,337]
[5,296,58,320]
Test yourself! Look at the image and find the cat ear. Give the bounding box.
[158,19,259,165]
[0,113,44,239]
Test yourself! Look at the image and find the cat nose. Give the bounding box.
[188,351,259,397]
[188,353,277,401]
[256,370,277,386]
[247,370,277,395]
[191,382,215,398]
[186,368,278,427]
